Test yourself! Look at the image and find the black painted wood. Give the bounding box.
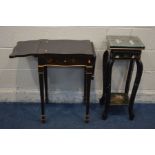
[44,66,49,104]
[38,66,46,123]
[100,36,145,120]
[125,60,134,94]
[9,40,95,58]
[102,59,114,120]
[10,40,96,123]
[84,67,92,123]
[128,59,143,120]
[99,50,109,105]
[101,50,144,120]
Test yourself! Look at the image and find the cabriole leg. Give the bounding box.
[100,50,109,105]
[125,59,134,95]
[128,59,143,120]
[102,59,114,120]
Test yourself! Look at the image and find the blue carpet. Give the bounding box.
[0,103,155,129]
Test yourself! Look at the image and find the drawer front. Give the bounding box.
[38,55,94,67]
[111,50,141,59]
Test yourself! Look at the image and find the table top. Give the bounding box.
[10,39,95,58]
[107,35,145,50]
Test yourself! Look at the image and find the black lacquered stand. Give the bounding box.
[99,36,145,120]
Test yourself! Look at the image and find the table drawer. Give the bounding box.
[38,55,94,66]
[111,50,141,59]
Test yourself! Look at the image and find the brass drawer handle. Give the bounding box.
[88,59,91,64]
[64,59,67,63]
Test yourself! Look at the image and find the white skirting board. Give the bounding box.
[0,89,154,103]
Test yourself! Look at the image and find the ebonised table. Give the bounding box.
[10,40,96,123]
[99,36,145,120]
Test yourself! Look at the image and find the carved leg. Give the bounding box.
[128,59,143,120]
[84,67,92,123]
[125,59,134,94]
[102,59,114,120]
[38,66,46,123]
[100,50,109,105]
[44,66,49,104]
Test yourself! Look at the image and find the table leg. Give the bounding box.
[38,66,46,123]
[100,50,109,105]
[44,66,49,104]
[84,69,87,104]
[102,59,114,120]
[128,59,143,120]
[125,59,134,95]
[84,67,92,123]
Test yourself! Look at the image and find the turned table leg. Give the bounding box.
[38,66,46,123]
[84,68,87,104]
[84,67,92,123]
[44,66,49,104]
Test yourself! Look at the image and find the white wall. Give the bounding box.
[0,26,155,103]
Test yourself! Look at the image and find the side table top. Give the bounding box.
[107,35,145,50]
[10,39,95,58]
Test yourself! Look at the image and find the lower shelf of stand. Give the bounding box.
[110,93,129,105]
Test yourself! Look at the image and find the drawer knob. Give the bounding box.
[88,60,91,64]
[64,60,67,63]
